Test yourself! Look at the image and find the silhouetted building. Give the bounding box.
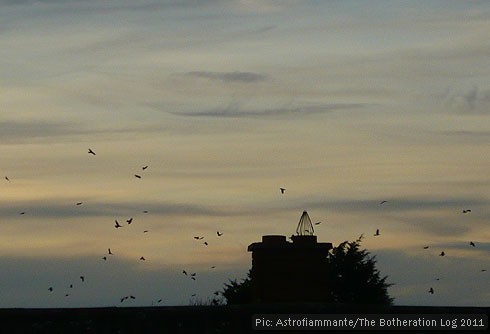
[248,227,333,303]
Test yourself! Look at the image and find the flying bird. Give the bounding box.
[5,176,10,182]
[102,256,107,261]
[126,217,133,224]
[190,273,196,277]
[428,287,434,294]
[130,295,136,299]
[88,148,96,155]
[191,276,196,281]
[114,220,122,228]
[140,256,146,261]
[182,270,187,275]
[76,202,83,206]
[210,266,216,269]
[134,174,142,179]
[481,269,487,272]
[314,221,322,225]
[108,248,113,255]
[80,276,85,282]
[19,212,25,215]
[470,241,476,247]
[374,229,380,236]
[379,200,388,205]
[217,231,223,236]
[48,287,53,292]
[280,187,286,194]
[203,241,208,246]
[143,230,149,233]
[439,251,445,256]
[423,246,429,249]
[462,209,471,213]
[194,236,204,240]
[143,210,149,214]
[157,299,163,303]
[142,166,148,170]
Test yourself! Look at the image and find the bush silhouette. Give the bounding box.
[220,236,393,305]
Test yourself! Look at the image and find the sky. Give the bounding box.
[1,0,489,308]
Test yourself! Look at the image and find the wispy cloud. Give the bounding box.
[0,198,249,220]
[171,103,366,118]
[184,71,267,83]
[444,85,490,114]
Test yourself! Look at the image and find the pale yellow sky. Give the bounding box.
[1,0,489,307]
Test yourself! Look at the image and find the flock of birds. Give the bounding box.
[3,148,233,306]
[3,154,488,306]
[374,200,486,297]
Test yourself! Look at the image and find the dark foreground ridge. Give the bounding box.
[0,304,488,333]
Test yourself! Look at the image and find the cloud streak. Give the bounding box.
[171,103,366,118]
[184,71,267,83]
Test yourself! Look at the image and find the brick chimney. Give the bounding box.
[247,233,333,303]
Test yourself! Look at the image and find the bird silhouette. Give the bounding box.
[481,269,487,272]
[210,266,216,269]
[203,241,208,246]
[194,236,204,240]
[190,273,196,277]
[428,287,434,294]
[102,256,107,261]
[379,200,388,205]
[470,241,476,247]
[80,276,85,282]
[280,187,286,194]
[423,246,429,249]
[48,287,53,292]
[191,277,196,280]
[130,295,135,299]
[126,217,133,224]
[115,220,122,228]
[5,176,10,181]
[76,202,83,206]
[182,270,187,275]
[140,256,146,261]
[142,166,148,170]
[462,209,471,213]
[143,210,149,214]
[314,221,322,225]
[108,248,113,255]
[19,212,25,215]
[143,230,149,233]
[157,299,163,303]
[88,148,96,155]
[217,231,223,236]
[70,284,73,289]
[439,251,445,256]
[134,174,142,179]
[374,229,380,236]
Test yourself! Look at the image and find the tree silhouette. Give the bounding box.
[220,236,393,305]
[326,235,393,305]
[221,270,253,305]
